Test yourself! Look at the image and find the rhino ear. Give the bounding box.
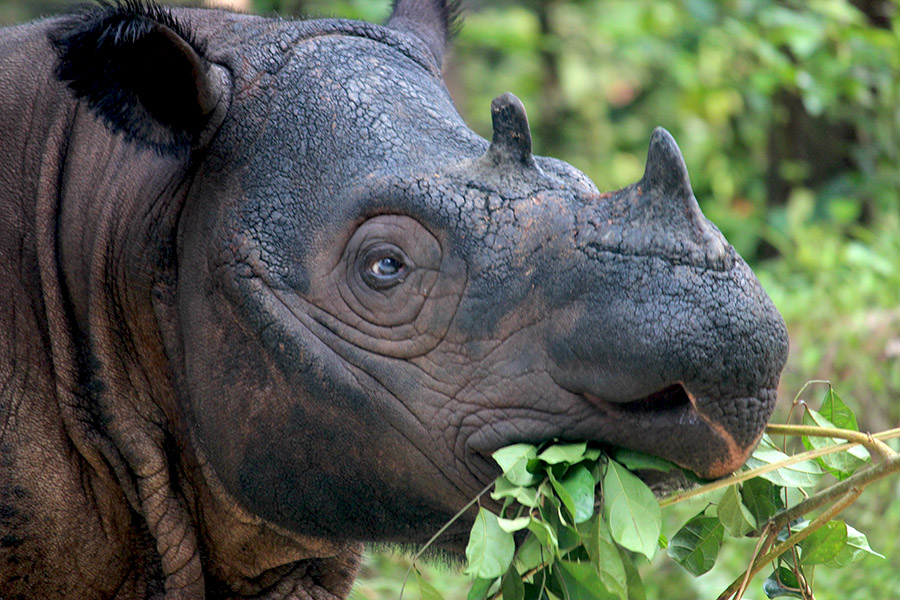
[386,0,461,66]
[50,1,230,154]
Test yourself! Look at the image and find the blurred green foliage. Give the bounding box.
[3,0,898,597]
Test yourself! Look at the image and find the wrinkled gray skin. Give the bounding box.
[0,1,788,598]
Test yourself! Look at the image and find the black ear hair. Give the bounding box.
[50,0,230,154]
[386,0,462,67]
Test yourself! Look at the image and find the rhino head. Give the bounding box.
[43,0,788,594]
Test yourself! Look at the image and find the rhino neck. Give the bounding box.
[0,20,163,597]
[38,43,362,600]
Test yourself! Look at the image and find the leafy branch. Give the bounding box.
[403,383,894,600]
[660,426,900,509]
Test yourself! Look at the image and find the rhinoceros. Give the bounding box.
[0,0,788,597]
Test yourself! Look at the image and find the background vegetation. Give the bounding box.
[3,0,897,598]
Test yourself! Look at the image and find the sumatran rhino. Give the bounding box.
[0,0,789,597]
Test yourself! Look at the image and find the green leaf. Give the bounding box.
[744,435,823,488]
[559,464,596,524]
[514,533,547,573]
[583,448,603,462]
[467,577,497,600]
[498,516,532,533]
[610,449,676,473]
[557,523,583,553]
[763,568,804,598]
[491,477,540,508]
[740,478,784,524]
[602,460,661,560]
[414,568,446,600]
[582,516,627,600]
[717,485,757,537]
[523,579,550,600]
[799,519,847,565]
[824,523,885,567]
[537,443,588,465]
[666,515,725,576]
[501,566,525,600]
[819,388,859,431]
[526,518,558,551]
[658,534,668,549]
[801,408,869,479]
[465,507,516,579]
[493,445,540,486]
[618,547,646,600]
[547,469,576,525]
[555,561,620,600]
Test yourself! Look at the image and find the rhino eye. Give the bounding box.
[361,247,407,289]
[372,256,402,276]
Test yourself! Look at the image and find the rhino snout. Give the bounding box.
[579,383,777,479]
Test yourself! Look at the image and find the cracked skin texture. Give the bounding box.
[0,1,788,598]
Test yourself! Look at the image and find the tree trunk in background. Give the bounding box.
[849,0,895,28]
[760,0,894,258]
[530,0,567,158]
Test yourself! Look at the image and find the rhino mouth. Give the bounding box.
[579,382,763,480]
[469,381,765,490]
[584,383,692,415]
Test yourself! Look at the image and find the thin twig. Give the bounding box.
[718,487,863,600]
[769,450,900,532]
[399,480,494,600]
[766,424,895,460]
[734,522,774,600]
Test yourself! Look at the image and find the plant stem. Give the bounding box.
[717,486,863,600]
[770,449,900,532]
[734,522,775,600]
[399,480,494,600]
[716,448,900,599]
[766,423,896,459]
[660,427,900,508]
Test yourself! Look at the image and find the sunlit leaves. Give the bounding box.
[460,387,888,600]
[493,444,540,487]
[465,507,516,579]
[501,566,525,600]
[801,407,869,480]
[582,517,628,600]
[609,448,676,473]
[763,567,804,599]
[538,443,591,465]
[470,443,649,600]
[554,561,620,600]
[819,388,859,432]
[558,465,596,524]
[467,577,497,600]
[824,523,884,567]
[740,478,785,524]
[602,460,662,560]
[414,569,446,600]
[744,435,824,487]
